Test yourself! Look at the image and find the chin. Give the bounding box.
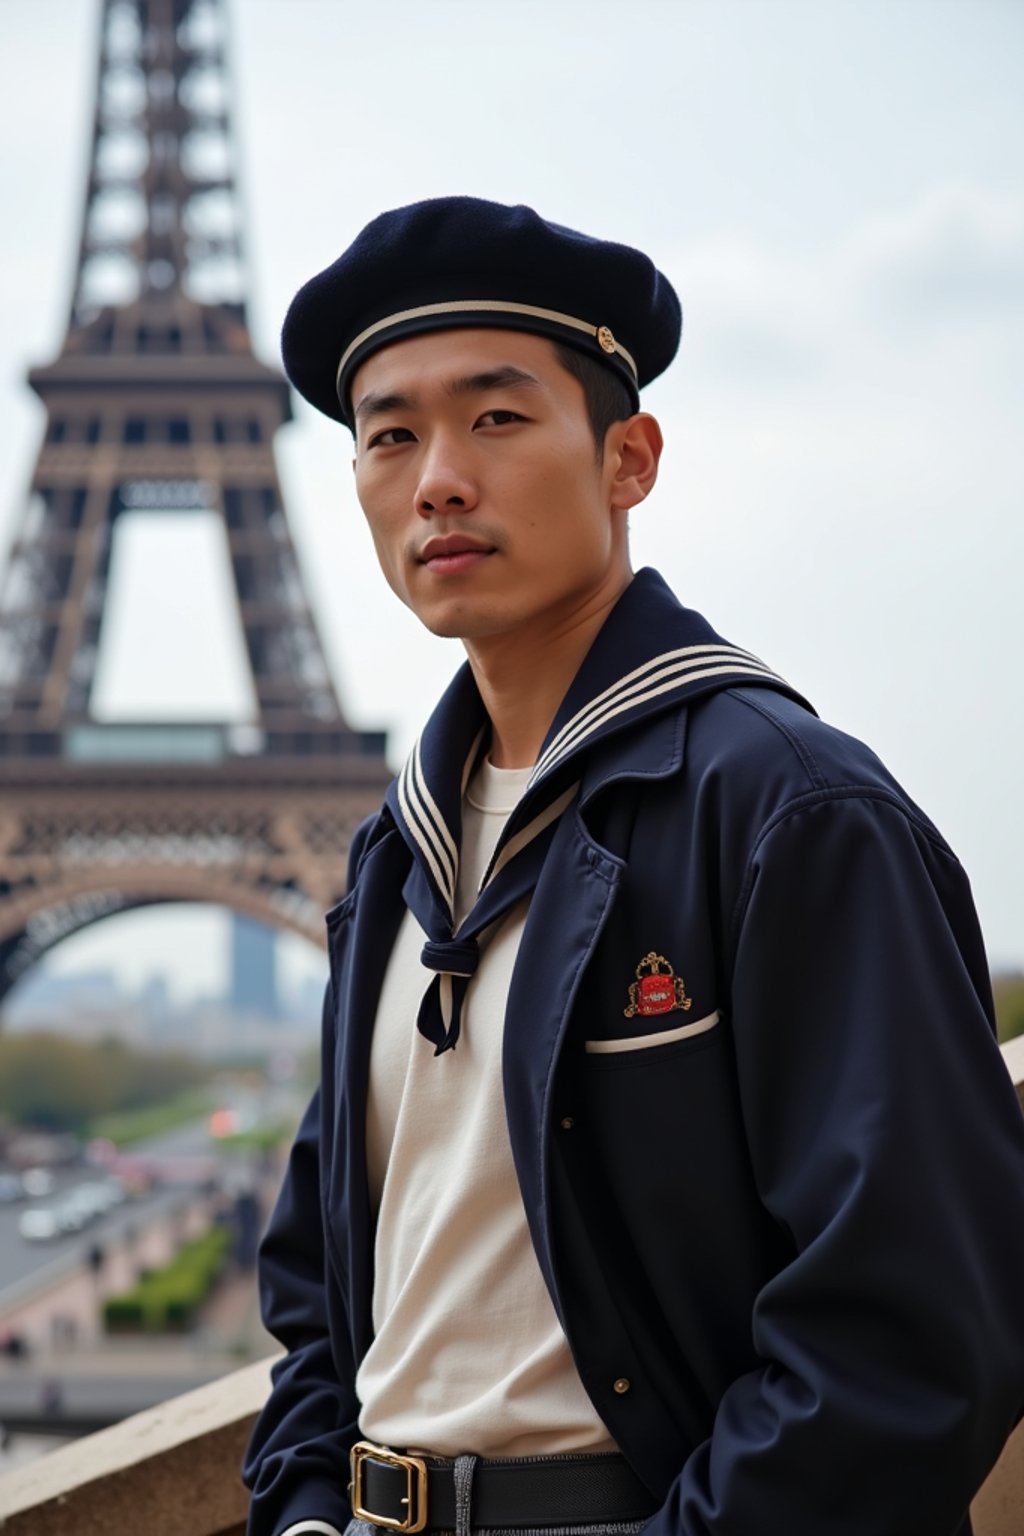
[419,616,487,641]
[412,601,506,642]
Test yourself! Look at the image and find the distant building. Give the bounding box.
[4,969,123,1028]
[296,972,327,1026]
[229,914,280,1020]
[139,972,175,1042]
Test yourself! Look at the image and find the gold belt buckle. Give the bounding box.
[351,1440,428,1533]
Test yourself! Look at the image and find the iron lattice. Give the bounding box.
[0,0,391,1002]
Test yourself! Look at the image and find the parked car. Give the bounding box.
[18,1206,63,1242]
[61,1181,122,1224]
[21,1168,56,1199]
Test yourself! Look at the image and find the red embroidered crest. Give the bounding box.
[624,952,693,1018]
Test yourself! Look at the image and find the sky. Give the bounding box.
[0,0,1022,1001]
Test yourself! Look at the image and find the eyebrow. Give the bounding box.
[354,390,415,424]
[353,365,543,424]
[449,365,543,398]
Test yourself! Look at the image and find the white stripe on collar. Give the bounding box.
[531,643,780,784]
[412,736,459,881]
[398,746,456,912]
[398,730,486,915]
[398,641,785,908]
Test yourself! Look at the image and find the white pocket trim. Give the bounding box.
[585,1008,720,1054]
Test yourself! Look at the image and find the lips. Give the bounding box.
[419,534,496,564]
[417,532,497,580]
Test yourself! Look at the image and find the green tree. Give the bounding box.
[0,1031,207,1134]
[993,974,1024,1044]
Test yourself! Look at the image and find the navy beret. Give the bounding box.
[281,196,682,429]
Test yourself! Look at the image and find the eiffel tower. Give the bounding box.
[0,0,390,1003]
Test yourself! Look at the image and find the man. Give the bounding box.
[244,197,1024,1536]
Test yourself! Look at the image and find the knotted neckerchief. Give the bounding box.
[384,568,812,1057]
[385,661,580,1055]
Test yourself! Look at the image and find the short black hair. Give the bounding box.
[553,342,635,458]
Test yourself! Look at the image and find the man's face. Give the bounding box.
[350,328,631,647]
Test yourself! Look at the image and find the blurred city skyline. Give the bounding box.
[5,907,325,1022]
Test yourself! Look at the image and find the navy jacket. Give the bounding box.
[245,570,1024,1536]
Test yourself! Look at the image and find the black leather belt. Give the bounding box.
[350,1441,657,1532]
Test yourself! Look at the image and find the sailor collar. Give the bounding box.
[384,568,812,926]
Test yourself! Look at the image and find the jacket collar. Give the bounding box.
[384,568,812,915]
[530,567,811,791]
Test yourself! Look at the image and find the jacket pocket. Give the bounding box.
[585,1008,720,1055]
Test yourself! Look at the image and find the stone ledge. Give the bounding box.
[973,1419,1024,1536]
[0,1354,278,1536]
[1001,1033,1024,1110]
[967,1040,1024,1535]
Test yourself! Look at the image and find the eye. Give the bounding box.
[366,426,416,448]
[476,409,525,428]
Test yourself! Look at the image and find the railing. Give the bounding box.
[2,1040,1024,1536]
[0,1355,271,1535]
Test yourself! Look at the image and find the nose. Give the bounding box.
[415,434,478,518]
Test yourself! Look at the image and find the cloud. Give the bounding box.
[849,185,1024,331]
[656,185,1024,412]
[670,239,829,390]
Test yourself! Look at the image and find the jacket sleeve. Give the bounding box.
[241,987,359,1536]
[243,818,379,1536]
[652,791,1024,1536]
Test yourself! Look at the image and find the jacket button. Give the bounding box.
[613,1377,631,1394]
[559,1116,574,1130]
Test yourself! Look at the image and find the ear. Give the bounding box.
[606,413,663,512]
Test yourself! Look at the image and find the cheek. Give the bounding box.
[356,491,405,581]
[364,527,412,610]
[539,459,609,553]
[366,519,404,585]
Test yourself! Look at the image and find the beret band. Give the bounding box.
[282,196,682,429]
[338,297,639,399]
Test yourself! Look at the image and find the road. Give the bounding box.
[0,1086,282,1305]
[0,1182,201,1303]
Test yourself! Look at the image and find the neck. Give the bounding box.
[464,574,632,769]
